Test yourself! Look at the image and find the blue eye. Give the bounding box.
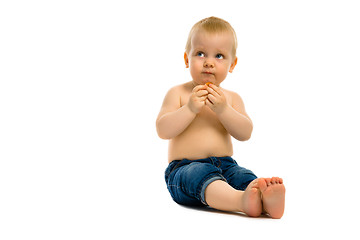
[216,54,224,59]
[196,52,205,57]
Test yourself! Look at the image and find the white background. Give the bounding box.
[1,0,359,239]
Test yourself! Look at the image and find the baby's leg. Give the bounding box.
[204,179,262,217]
[258,177,286,219]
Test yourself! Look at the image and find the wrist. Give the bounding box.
[186,102,199,114]
[215,103,230,115]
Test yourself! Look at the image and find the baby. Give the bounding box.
[156,17,285,218]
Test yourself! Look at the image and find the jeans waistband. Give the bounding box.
[169,156,233,172]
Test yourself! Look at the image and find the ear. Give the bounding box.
[229,57,238,73]
[184,52,189,68]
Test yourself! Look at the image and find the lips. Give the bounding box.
[202,71,214,75]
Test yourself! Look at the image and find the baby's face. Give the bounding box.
[185,30,237,86]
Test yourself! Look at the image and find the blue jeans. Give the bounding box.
[164,156,257,206]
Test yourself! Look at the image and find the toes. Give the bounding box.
[271,177,277,184]
[257,178,267,192]
[265,178,271,186]
[271,177,282,184]
[249,178,259,188]
[262,177,284,186]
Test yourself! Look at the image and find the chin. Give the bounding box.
[198,78,216,85]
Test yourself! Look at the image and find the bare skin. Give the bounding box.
[204,179,262,217]
[156,30,286,218]
[156,31,252,161]
[259,177,286,219]
[157,81,250,161]
[205,178,285,218]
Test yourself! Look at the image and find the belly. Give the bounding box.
[168,125,233,162]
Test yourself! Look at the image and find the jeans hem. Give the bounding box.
[200,175,227,205]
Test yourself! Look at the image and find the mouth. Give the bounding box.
[202,71,214,75]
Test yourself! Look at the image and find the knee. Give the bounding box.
[225,167,257,191]
[182,163,220,179]
[180,163,221,188]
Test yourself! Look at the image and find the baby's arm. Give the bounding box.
[206,85,253,141]
[156,85,207,139]
[218,92,253,141]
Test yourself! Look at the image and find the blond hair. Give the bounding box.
[185,16,238,58]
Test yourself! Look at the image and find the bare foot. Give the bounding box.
[258,177,286,219]
[241,179,262,217]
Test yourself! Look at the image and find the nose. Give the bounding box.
[204,59,214,68]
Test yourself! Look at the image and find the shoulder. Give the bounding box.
[221,87,249,115]
[159,82,191,111]
[220,87,240,97]
[220,88,244,105]
[165,82,191,96]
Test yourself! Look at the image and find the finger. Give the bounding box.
[207,84,222,96]
[205,98,213,106]
[206,86,221,97]
[193,84,207,92]
[207,93,217,103]
[199,96,207,102]
[196,89,209,97]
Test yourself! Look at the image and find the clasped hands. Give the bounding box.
[187,83,228,114]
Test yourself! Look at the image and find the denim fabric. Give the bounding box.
[164,156,257,206]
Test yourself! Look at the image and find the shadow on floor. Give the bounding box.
[179,204,271,219]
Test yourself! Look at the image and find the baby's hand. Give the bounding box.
[187,85,208,114]
[205,84,228,114]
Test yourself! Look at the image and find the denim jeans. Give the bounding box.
[164,156,257,206]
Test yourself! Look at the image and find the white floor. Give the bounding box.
[1,1,359,239]
[121,152,359,240]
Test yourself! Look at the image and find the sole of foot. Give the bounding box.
[242,179,262,217]
[258,177,286,219]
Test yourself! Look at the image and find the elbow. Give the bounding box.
[238,134,252,141]
[156,121,172,140]
[235,133,252,141]
[157,130,172,140]
[235,125,253,141]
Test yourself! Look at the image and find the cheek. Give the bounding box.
[215,64,231,80]
[217,64,229,74]
[190,59,202,71]
[224,61,233,71]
